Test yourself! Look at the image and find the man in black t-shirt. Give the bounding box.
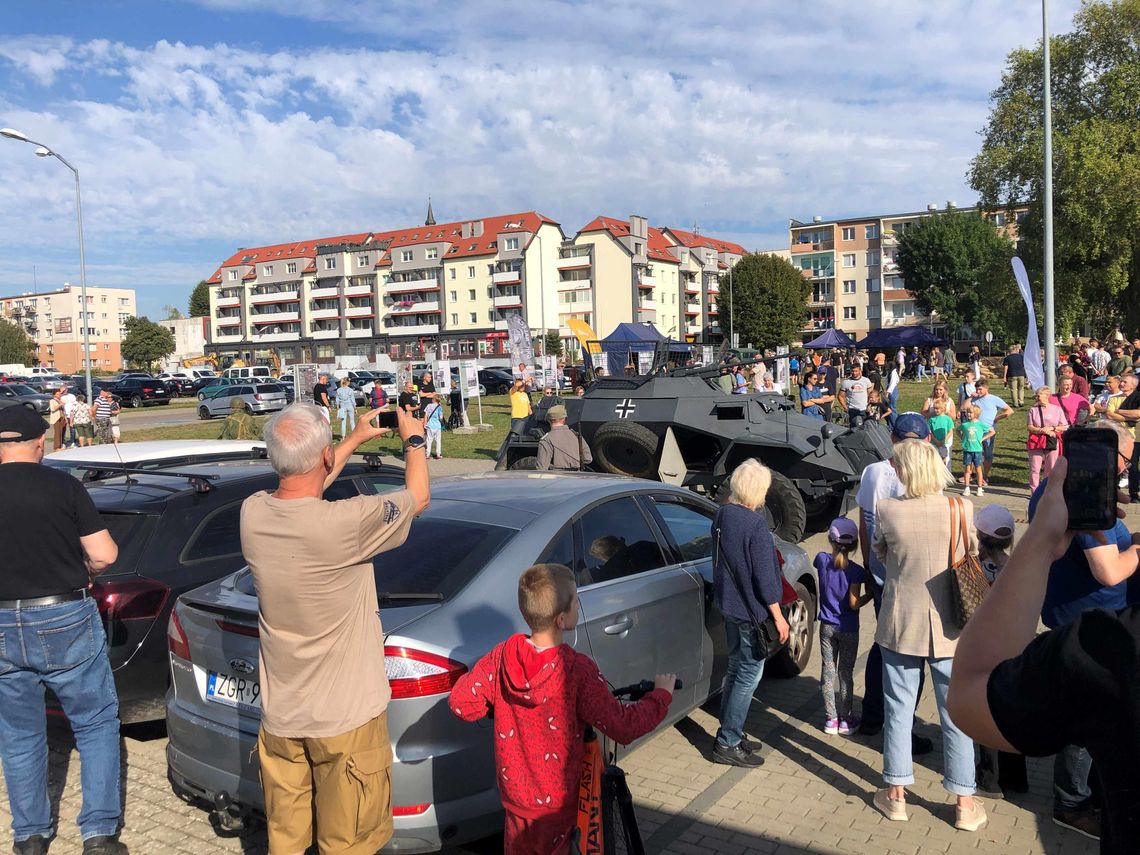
[1001,344,1027,407]
[950,460,1140,852]
[417,372,435,418]
[0,405,127,854]
[313,373,331,422]
[398,381,420,416]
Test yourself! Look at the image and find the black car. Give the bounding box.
[478,368,514,395]
[101,377,171,407]
[271,376,296,404]
[79,458,406,722]
[0,383,53,415]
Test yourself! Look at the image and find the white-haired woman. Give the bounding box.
[871,439,986,831]
[709,459,789,768]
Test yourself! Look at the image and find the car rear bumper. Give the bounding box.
[247,401,286,413]
[166,695,504,852]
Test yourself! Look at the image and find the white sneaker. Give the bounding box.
[963,486,971,495]
[976,486,985,495]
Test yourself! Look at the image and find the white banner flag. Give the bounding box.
[1011,257,1046,392]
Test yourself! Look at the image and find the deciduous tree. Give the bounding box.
[0,318,35,365]
[727,253,811,350]
[121,316,175,369]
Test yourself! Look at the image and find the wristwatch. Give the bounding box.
[403,435,427,452]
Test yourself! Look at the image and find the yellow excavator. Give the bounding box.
[269,349,282,376]
[181,354,220,369]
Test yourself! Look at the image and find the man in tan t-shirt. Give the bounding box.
[241,402,429,855]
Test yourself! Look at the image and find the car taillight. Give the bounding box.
[255,393,263,401]
[216,619,259,638]
[393,804,430,817]
[384,646,467,700]
[90,578,169,621]
[168,609,191,661]
[143,386,153,393]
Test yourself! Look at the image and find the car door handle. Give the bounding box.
[603,617,633,635]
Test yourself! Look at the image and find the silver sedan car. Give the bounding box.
[196,383,288,419]
[165,473,818,851]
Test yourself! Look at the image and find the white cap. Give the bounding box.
[975,504,1015,539]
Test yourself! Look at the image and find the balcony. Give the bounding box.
[250,290,299,304]
[684,282,699,294]
[684,303,700,316]
[252,330,301,343]
[557,255,591,270]
[309,285,339,300]
[387,277,441,295]
[686,322,702,335]
[386,322,439,336]
[558,279,591,291]
[493,319,510,331]
[492,270,522,285]
[708,305,718,316]
[311,328,340,340]
[883,288,914,301]
[346,326,373,338]
[216,316,241,327]
[637,300,658,312]
[636,310,656,323]
[493,293,523,309]
[882,258,899,273]
[309,307,339,320]
[345,305,374,318]
[250,310,300,324]
[708,284,720,295]
[387,300,440,315]
[214,329,242,339]
[344,282,374,297]
[791,239,834,254]
[637,275,656,288]
[882,232,898,248]
[708,323,721,334]
[216,294,241,308]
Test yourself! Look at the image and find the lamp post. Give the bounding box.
[1,128,93,403]
[1041,0,1057,389]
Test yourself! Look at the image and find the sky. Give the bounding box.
[0,0,1081,321]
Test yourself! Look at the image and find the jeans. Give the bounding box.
[917,365,927,380]
[510,417,528,437]
[338,406,355,437]
[1054,744,1093,810]
[886,390,899,428]
[716,617,766,748]
[881,648,975,796]
[860,565,924,727]
[0,598,122,842]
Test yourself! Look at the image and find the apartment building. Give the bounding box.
[0,284,136,372]
[789,203,1025,343]
[204,210,565,364]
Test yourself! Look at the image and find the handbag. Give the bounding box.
[714,526,783,658]
[946,496,989,628]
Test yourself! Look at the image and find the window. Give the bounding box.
[843,306,857,320]
[182,504,244,563]
[426,247,438,260]
[467,266,475,278]
[841,227,855,241]
[866,250,880,267]
[865,225,879,239]
[228,271,238,281]
[867,304,881,320]
[1016,211,1028,224]
[286,262,297,274]
[993,213,1006,227]
[891,301,915,319]
[842,253,856,268]
[469,312,477,323]
[324,257,337,270]
[842,280,856,294]
[358,254,370,266]
[634,242,643,256]
[263,265,273,276]
[468,289,476,300]
[450,313,458,325]
[504,237,519,251]
[449,268,456,280]
[449,290,458,301]
[538,525,577,574]
[866,277,880,292]
[401,250,414,263]
[578,498,666,586]
[651,499,713,562]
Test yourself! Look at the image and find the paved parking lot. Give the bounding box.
[0,484,1103,854]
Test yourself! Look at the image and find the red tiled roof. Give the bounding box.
[664,227,747,256]
[217,232,373,270]
[578,216,679,264]
[205,268,222,284]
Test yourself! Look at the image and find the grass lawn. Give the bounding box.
[120,382,1035,482]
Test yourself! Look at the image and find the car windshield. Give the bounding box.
[3,384,37,395]
[96,512,155,575]
[256,384,282,393]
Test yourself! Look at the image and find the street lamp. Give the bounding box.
[1,128,93,403]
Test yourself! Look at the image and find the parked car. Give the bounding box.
[44,439,267,480]
[270,375,296,404]
[0,383,53,415]
[221,366,273,382]
[71,458,406,724]
[477,368,514,395]
[165,473,817,848]
[197,383,287,419]
[158,372,196,396]
[100,377,170,407]
[196,377,241,399]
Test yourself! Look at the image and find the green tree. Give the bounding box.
[120,316,175,369]
[727,252,811,350]
[895,211,1019,341]
[0,318,35,365]
[162,304,183,320]
[188,280,211,317]
[543,330,564,358]
[968,0,1140,335]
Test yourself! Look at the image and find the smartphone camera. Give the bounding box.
[1061,426,1118,530]
[372,410,399,430]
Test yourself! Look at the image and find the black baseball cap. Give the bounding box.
[0,404,47,442]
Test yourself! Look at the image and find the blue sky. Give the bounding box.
[0,0,1081,320]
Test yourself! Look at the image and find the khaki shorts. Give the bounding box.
[258,713,393,855]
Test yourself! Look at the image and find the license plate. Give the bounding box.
[205,671,261,711]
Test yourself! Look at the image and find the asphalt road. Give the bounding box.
[116,398,210,430]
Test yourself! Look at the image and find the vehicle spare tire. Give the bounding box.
[760,470,807,543]
[592,420,659,479]
[768,581,816,678]
[509,456,539,470]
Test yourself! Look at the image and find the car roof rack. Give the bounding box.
[75,465,222,493]
[350,452,388,471]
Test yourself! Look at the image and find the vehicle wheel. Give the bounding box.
[761,470,807,543]
[130,395,143,408]
[509,456,539,470]
[593,420,659,479]
[198,406,211,420]
[197,391,206,400]
[804,493,843,531]
[768,581,815,678]
[160,399,171,406]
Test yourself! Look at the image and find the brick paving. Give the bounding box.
[0,480,1111,854]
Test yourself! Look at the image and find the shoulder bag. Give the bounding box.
[1027,405,1057,451]
[714,526,783,658]
[946,496,989,627]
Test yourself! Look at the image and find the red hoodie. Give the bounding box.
[449,634,670,821]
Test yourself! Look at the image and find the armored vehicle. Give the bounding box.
[497,360,891,543]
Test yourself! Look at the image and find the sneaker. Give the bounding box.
[963,486,971,495]
[824,718,840,735]
[976,486,985,495]
[1053,806,1101,840]
[14,836,49,855]
[873,787,909,822]
[712,742,765,768]
[82,836,128,855]
[955,798,987,831]
[838,717,859,735]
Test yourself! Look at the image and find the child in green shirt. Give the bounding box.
[960,403,994,496]
[927,399,955,469]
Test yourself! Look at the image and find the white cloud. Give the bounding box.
[0,1,1084,317]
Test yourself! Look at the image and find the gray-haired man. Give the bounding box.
[240,404,428,853]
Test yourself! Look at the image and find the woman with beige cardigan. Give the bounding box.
[871,439,987,832]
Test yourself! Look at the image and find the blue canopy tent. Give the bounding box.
[856,326,946,349]
[802,328,856,349]
[593,322,692,375]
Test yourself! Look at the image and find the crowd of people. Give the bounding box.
[46,385,122,449]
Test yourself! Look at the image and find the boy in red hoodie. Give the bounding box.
[449,563,675,854]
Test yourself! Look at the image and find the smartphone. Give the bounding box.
[371,410,398,429]
[1061,426,1118,530]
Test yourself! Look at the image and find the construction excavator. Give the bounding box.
[181,354,220,369]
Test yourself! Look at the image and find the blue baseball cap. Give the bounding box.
[891,412,930,441]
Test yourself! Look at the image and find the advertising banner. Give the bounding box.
[434,360,451,394]
[464,362,481,398]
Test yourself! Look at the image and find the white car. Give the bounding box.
[45,440,266,480]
